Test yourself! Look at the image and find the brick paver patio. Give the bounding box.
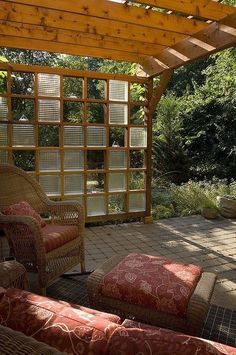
[83,215,236,310]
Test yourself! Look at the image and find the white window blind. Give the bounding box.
[64,150,84,170]
[130,127,147,147]
[87,196,106,216]
[38,73,60,97]
[0,150,8,163]
[38,100,60,122]
[109,104,128,124]
[129,193,146,212]
[109,173,126,192]
[64,126,84,146]
[64,174,84,195]
[109,80,128,101]
[109,150,126,169]
[87,127,106,147]
[13,124,35,146]
[39,150,61,171]
[39,175,61,196]
[0,97,8,121]
[0,124,7,146]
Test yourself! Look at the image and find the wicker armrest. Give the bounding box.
[45,201,85,227]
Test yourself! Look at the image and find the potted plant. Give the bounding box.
[201,199,219,219]
[217,195,236,218]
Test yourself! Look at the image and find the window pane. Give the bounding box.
[87,103,105,123]
[0,97,8,121]
[13,124,35,146]
[130,127,147,147]
[39,125,59,147]
[109,173,126,192]
[64,126,84,146]
[39,175,61,196]
[109,127,126,147]
[129,171,145,190]
[13,150,35,171]
[87,127,106,147]
[109,80,128,101]
[0,124,7,146]
[87,79,105,100]
[63,76,83,98]
[38,99,60,122]
[64,150,84,170]
[109,104,128,124]
[64,174,84,195]
[87,196,106,216]
[130,105,145,125]
[63,101,83,123]
[12,72,34,95]
[0,150,8,164]
[130,83,146,102]
[130,150,145,168]
[109,150,126,169]
[39,150,61,171]
[87,150,104,170]
[108,194,125,214]
[0,71,7,94]
[129,192,146,212]
[87,173,104,193]
[38,73,60,97]
[12,98,34,122]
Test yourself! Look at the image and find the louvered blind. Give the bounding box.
[109,173,126,192]
[64,174,84,195]
[87,196,106,216]
[39,150,60,171]
[0,150,8,163]
[87,127,106,147]
[13,124,35,146]
[109,80,128,101]
[38,73,60,97]
[64,126,84,146]
[109,150,126,169]
[38,100,60,122]
[64,150,84,170]
[39,175,61,195]
[109,104,128,124]
[0,124,7,146]
[0,97,8,121]
[130,127,147,147]
[129,193,146,212]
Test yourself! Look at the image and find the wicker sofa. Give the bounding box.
[0,287,235,355]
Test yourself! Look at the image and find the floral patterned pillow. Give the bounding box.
[2,201,46,227]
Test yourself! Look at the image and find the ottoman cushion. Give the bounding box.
[100,253,203,317]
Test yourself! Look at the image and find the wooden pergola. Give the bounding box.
[0,0,236,222]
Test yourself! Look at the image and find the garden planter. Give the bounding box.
[217,196,236,218]
[201,207,218,219]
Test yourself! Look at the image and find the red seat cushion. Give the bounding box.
[108,320,236,355]
[42,224,78,252]
[0,288,121,355]
[2,201,46,227]
[100,253,203,317]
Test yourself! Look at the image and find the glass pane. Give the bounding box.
[38,73,60,97]
[12,98,34,122]
[39,150,61,171]
[109,150,126,169]
[109,127,126,147]
[130,83,146,102]
[129,192,146,212]
[13,124,35,146]
[13,150,35,171]
[87,126,106,147]
[11,72,34,95]
[108,194,125,214]
[63,101,83,123]
[64,126,83,146]
[87,150,104,170]
[109,104,128,124]
[39,175,61,196]
[109,80,128,101]
[64,174,84,195]
[38,99,60,122]
[0,150,8,164]
[64,150,84,170]
[63,76,83,98]
[0,124,7,146]
[109,173,126,192]
[130,150,145,168]
[87,79,105,100]
[130,127,147,147]
[87,103,105,123]
[0,97,8,121]
[0,71,7,94]
[130,105,145,125]
[129,171,145,190]
[39,125,59,147]
[87,196,106,216]
[87,173,104,193]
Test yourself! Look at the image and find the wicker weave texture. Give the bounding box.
[0,164,85,295]
[0,260,29,289]
[87,254,217,336]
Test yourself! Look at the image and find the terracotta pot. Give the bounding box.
[201,207,218,219]
[217,196,236,218]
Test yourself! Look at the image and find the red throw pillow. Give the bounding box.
[2,201,46,227]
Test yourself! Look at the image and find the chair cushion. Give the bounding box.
[100,253,203,317]
[42,224,78,253]
[2,201,46,227]
[108,320,236,355]
[0,288,121,355]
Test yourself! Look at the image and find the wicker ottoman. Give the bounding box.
[87,253,217,336]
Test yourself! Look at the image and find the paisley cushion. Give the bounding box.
[2,201,46,227]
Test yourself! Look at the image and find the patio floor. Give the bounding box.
[80,215,236,310]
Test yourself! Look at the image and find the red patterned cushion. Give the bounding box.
[108,320,236,355]
[101,253,203,317]
[2,201,46,227]
[42,224,78,252]
[0,288,121,355]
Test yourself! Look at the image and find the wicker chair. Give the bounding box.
[0,164,85,295]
